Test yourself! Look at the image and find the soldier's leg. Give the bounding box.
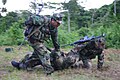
[19,58,42,70]
[32,42,54,74]
[97,52,104,69]
[40,54,54,74]
[11,42,54,74]
[11,53,42,70]
[11,53,32,70]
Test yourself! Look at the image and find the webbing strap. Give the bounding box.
[26,24,44,38]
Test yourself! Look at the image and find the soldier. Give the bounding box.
[78,37,105,69]
[11,13,63,74]
[54,36,105,70]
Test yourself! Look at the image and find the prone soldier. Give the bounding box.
[50,35,105,70]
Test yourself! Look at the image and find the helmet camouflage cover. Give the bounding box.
[52,13,63,24]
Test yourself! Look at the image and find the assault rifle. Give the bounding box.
[61,34,105,47]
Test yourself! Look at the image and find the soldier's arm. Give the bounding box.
[50,29,60,51]
[97,51,104,69]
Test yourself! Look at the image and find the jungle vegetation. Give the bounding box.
[0,0,120,49]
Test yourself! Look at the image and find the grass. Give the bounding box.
[0,46,120,80]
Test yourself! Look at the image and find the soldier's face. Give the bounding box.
[51,20,60,28]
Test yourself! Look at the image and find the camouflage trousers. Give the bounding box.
[19,42,54,74]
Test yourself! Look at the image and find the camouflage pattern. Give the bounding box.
[78,37,105,69]
[50,50,65,70]
[18,14,61,74]
[24,15,50,41]
[19,42,54,74]
[50,37,105,70]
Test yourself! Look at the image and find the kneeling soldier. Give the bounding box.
[11,13,63,74]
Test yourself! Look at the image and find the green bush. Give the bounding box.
[58,29,79,45]
[106,23,120,48]
[0,33,10,45]
[7,22,24,45]
[45,29,80,48]
[76,24,120,49]
[0,20,24,45]
[0,20,120,49]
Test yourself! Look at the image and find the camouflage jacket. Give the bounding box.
[24,14,60,50]
[78,38,105,68]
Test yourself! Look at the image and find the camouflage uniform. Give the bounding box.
[50,37,105,70]
[17,14,60,74]
[78,37,105,69]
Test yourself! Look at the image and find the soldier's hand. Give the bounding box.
[53,49,61,59]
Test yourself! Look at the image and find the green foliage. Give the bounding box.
[0,19,24,45]
[19,10,32,20]
[0,33,10,45]
[45,29,80,48]
[76,24,120,49]
[62,0,87,29]
[77,27,91,37]
[7,20,24,45]
[110,1,120,19]
[0,12,19,34]
[105,23,120,48]
[0,0,120,49]
[58,29,79,45]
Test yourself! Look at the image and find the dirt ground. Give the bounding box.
[0,46,120,80]
[99,49,120,80]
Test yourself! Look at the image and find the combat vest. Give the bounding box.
[24,14,51,42]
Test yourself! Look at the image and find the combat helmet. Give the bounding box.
[52,13,63,24]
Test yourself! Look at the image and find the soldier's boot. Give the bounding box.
[23,59,42,71]
[11,61,20,70]
[11,60,28,70]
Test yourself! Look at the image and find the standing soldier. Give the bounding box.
[11,13,63,74]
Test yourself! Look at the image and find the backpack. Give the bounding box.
[24,14,50,40]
